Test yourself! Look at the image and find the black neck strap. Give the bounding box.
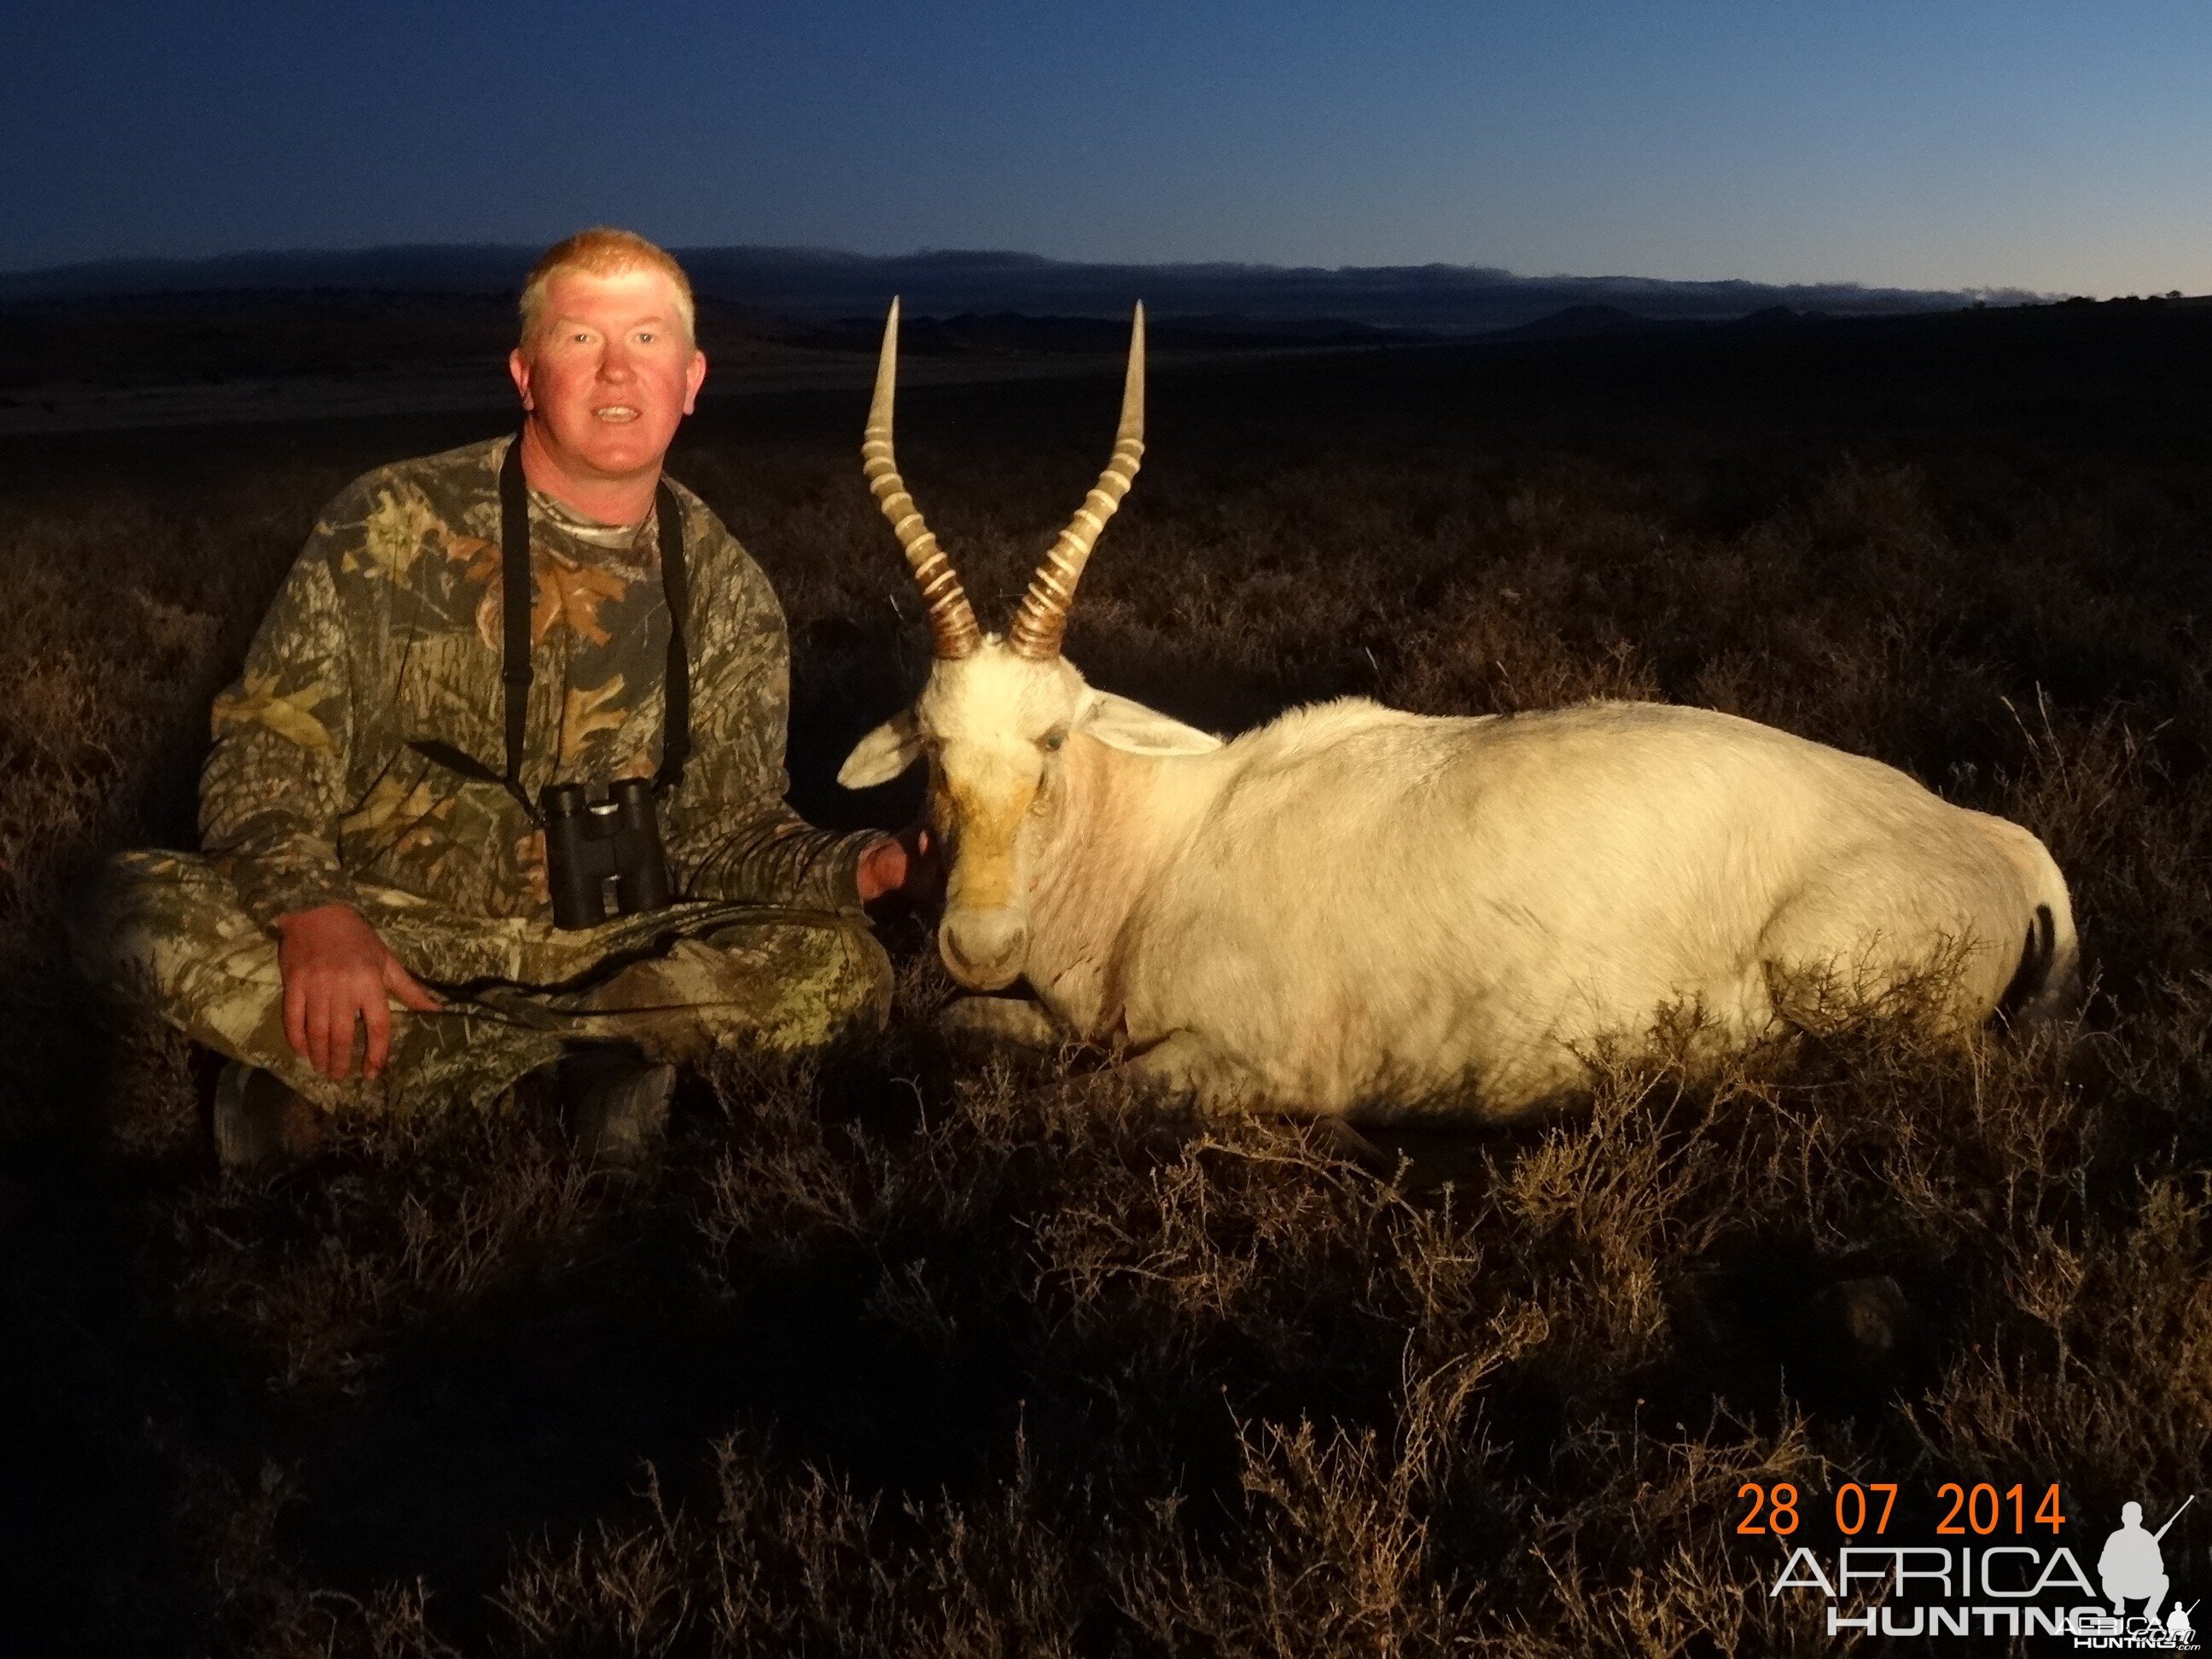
[413,436,690,817]
[496,432,535,800]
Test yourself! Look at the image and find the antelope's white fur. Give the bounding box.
[841,642,2078,1123]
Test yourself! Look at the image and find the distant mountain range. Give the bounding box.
[0,244,2045,336]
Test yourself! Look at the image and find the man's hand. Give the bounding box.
[274,903,444,1080]
[857,824,940,904]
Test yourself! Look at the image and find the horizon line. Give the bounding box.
[0,239,2069,303]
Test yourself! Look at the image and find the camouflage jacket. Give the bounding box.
[202,434,877,926]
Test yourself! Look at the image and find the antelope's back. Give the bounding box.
[1117,698,2067,1116]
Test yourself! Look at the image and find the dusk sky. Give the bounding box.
[7,0,2208,295]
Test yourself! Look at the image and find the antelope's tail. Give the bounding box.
[1986,818,2081,1024]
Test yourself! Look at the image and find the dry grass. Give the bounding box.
[3,317,2209,1655]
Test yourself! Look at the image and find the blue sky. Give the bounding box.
[6,0,2207,294]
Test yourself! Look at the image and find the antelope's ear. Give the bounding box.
[1079,690,1224,756]
[838,708,926,788]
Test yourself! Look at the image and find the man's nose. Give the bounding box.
[598,342,637,381]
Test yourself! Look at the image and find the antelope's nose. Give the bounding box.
[940,907,1027,990]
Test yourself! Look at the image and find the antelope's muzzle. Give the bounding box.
[938,906,1028,991]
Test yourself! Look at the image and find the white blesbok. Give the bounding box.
[839,300,2079,1122]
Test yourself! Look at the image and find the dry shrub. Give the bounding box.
[166,1104,614,1388]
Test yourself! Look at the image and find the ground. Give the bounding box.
[1,300,2208,1656]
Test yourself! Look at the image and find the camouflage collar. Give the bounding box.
[526,483,657,552]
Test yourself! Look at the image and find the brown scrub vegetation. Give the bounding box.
[2,299,2209,1655]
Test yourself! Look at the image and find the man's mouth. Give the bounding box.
[592,405,640,423]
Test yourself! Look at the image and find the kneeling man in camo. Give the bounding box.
[76,229,919,1168]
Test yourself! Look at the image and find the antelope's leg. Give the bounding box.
[1306,1115,1391,1170]
[1118,1029,1213,1095]
[937,994,1064,1053]
[1120,1033,1387,1167]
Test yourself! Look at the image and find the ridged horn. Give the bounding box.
[1007,302,1145,660]
[863,297,981,659]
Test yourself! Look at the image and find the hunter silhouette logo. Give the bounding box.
[2074,1495,2200,1650]
[2098,1498,2188,1621]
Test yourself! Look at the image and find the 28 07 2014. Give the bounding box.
[1736,1482,2068,1538]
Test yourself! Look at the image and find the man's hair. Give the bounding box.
[518,228,696,349]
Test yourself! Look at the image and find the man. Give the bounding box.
[76,228,920,1167]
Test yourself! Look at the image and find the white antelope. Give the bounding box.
[839,300,2079,1122]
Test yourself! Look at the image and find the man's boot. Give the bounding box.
[212,1061,328,1172]
[562,1046,676,1167]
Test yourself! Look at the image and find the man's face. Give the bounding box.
[508,266,707,486]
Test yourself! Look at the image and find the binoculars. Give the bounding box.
[542,778,673,928]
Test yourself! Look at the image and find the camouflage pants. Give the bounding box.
[73,850,892,1116]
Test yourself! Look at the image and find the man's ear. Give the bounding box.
[838,707,926,788]
[1079,691,1223,755]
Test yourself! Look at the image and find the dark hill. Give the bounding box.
[0,243,2043,336]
